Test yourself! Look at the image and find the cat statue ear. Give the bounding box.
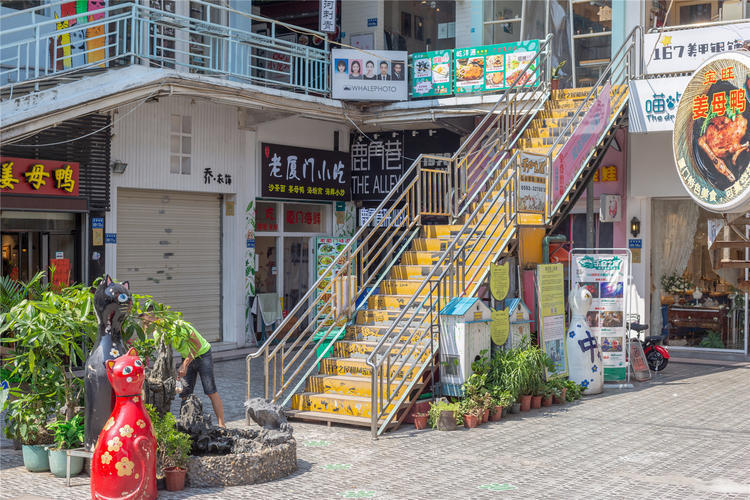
[121,281,129,290]
[126,347,138,357]
[105,275,113,286]
[105,359,116,372]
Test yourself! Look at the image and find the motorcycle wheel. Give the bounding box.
[646,350,668,372]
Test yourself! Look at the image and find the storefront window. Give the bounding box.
[646,0,745,29]
[484,0,523,45]
[572,0,611,87]
[384,1,456,52]
[283,203,324,233]
[651,199,748,351]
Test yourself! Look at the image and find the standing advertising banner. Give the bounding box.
[644,23,750,75]
[570,251,630,382]
[536,263,568,377]
[454,39,539,94]
[331,49,408,101]
[553,81,611,204]
[518,152,547,213]
[411,49,452,98]
[315,237,352,328]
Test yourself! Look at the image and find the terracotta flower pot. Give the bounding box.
[553,387,567,404]
[531,395,542,409]
[413,413,429,430]
[164,466,187,491]
[437,410,457,431]
[490,405,503,422]
[464,414,480,428]
[519,394,532,412]
[542,395,553,407]
[551,78,560,90]
[482,409,489,423]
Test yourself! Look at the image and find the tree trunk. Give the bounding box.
[143,339,176,416]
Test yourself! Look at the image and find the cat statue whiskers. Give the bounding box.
[85,276,132,450]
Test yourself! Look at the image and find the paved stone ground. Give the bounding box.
[2,357,749,499]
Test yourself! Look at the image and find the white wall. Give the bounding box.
[341,1,384,49]
[108,96,253,347]
[629,131,686,198]
[455,0,483,48]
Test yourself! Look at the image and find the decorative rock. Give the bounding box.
[244,398,289,429]
[186,441,296,488]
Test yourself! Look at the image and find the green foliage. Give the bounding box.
[0,271,49,314]
[564,379,583,401]
[551,60,567,78]
[47,413,84,450]
[427,400,463,428]
[490,387,513,407]
[3,392,53,445]
[146,404,192,470]
[699,330,725,349]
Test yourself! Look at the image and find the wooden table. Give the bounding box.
[667,306,728,346]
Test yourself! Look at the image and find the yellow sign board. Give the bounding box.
[490,309,510,346]
[536,263,568,377]
[490,263,510,300]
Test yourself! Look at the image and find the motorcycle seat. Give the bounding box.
[628,323,649,332]
[644,335,664,344]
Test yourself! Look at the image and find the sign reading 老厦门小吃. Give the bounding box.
[1,157,79,196]
[261,143,350,201]
[411,49,452,98]
[571,252,629,382]
[673,52,750,213]
[629,77,690,133]
[331,49,408,101]
[454,40,539,94]
[644,23,750,75]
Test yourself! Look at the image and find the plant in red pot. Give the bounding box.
[490,389,512,422]
[147,405,192,491]
[413,413,429,430]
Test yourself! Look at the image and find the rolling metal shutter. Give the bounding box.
[117,189,221,342]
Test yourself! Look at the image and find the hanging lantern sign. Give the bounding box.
[673,51,750,213]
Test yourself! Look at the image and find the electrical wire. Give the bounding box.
[6,84,165,147]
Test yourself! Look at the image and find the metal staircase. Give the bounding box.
[247,29,642,438]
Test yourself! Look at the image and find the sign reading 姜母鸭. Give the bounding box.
[673,51,750,213]
[261,143,351,201]
[1,157,79,197]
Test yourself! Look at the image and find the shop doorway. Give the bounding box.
[283,237,310,328]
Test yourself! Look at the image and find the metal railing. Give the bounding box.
[0,0,329,95]
[243,35,552,435]
[544,26,643,222]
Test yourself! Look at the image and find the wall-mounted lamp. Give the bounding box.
[111,160,128,174]
[630,216,640,238]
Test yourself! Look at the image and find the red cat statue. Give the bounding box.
[91,348,157,500]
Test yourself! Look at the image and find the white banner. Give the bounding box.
[628,77,690,133]
[644,23,750,74]
[319,0,336,33]
[332,49,408,101]
[570,252,630,382]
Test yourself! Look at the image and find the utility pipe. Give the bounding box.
[543,234,567,263]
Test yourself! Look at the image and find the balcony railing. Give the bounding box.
[0,0,329,96]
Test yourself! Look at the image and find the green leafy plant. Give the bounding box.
[146,404,192,470]
[564,379,583,401]
[47,413,84,450]
[427,400,463,428]
[661,273,693,294]
[699,330,725,349]
[3,392,53,445]
[491,387,513,407]
[551,60,567,78]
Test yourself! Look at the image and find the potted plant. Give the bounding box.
[413,412,429,430]
[46,413,85,478]
[4,393,54,472]
[541,383,555,407]
[480,391,493,423]
[550,60,566,90]
[428,400,462,431]
[162,426,192,491]
[548,378,567,404]
[461,399,482,429]
[565,380,583,402]
[490,389,512,422]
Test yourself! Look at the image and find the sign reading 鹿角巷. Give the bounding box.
[673,52,750,213]
[1,157,79,197]
[261,143,350,202]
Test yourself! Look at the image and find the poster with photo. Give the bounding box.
[570,252,630,382]
[411,49,452,98]
[315,237,353,328]
[454,39,539,94]
[518,151,547,213]
[331,48,408,101]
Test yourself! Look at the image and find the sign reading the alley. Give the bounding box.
[673,52,750,213]
[644,23,750,75]
[0,156,79,196]
[261,143,350,201]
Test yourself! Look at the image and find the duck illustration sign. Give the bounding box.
[673,52,750,213]
[571,251,630,382]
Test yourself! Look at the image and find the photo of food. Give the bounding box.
[317,279,331,291]
[319,243,335,254]
[486,72,504,88]
[579,282,600,299]
[456,57,484,82]
[600,281,624,299]
[432,63,449,83]
[690,78,750,191]
[601,311,623,328]
[414,57,431,78]
[600,336,623,352]
[318,255,333,266]
[504,51,537,87]
[586,311,600,328]
[486,54,504,72]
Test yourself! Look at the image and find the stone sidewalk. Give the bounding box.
[2,357,749,499]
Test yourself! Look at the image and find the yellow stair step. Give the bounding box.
[320,357,419,380]
[304,374,410,399]
[346,324,431,342]
[332,340,429,361]
[290,392,392,419]
[285,409,396,429]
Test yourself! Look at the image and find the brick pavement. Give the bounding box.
[2,357,749,499]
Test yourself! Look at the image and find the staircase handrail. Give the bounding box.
[245,34,552,404]
[544,26,643,221]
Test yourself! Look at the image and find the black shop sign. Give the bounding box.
[350,129,460,201]
[261,143,351,201]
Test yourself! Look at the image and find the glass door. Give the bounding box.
[283,236,310,327]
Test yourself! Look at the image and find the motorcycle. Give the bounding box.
[627,321,670,372]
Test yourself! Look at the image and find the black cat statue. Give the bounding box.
[84,275,132,450]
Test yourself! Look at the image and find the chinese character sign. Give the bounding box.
[319,0,337,33]
[644,23,750,74]
[0,157,79,196]
[518,152,547,213]
[629,77,691,133]
[673,52,750,212]
[411,49,452,98]
[261,143,350,201]
[454,40,540,94]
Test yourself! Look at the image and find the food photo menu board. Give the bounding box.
[454,40,540,94]
[411,49,452,98]
[315,237,352,327]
